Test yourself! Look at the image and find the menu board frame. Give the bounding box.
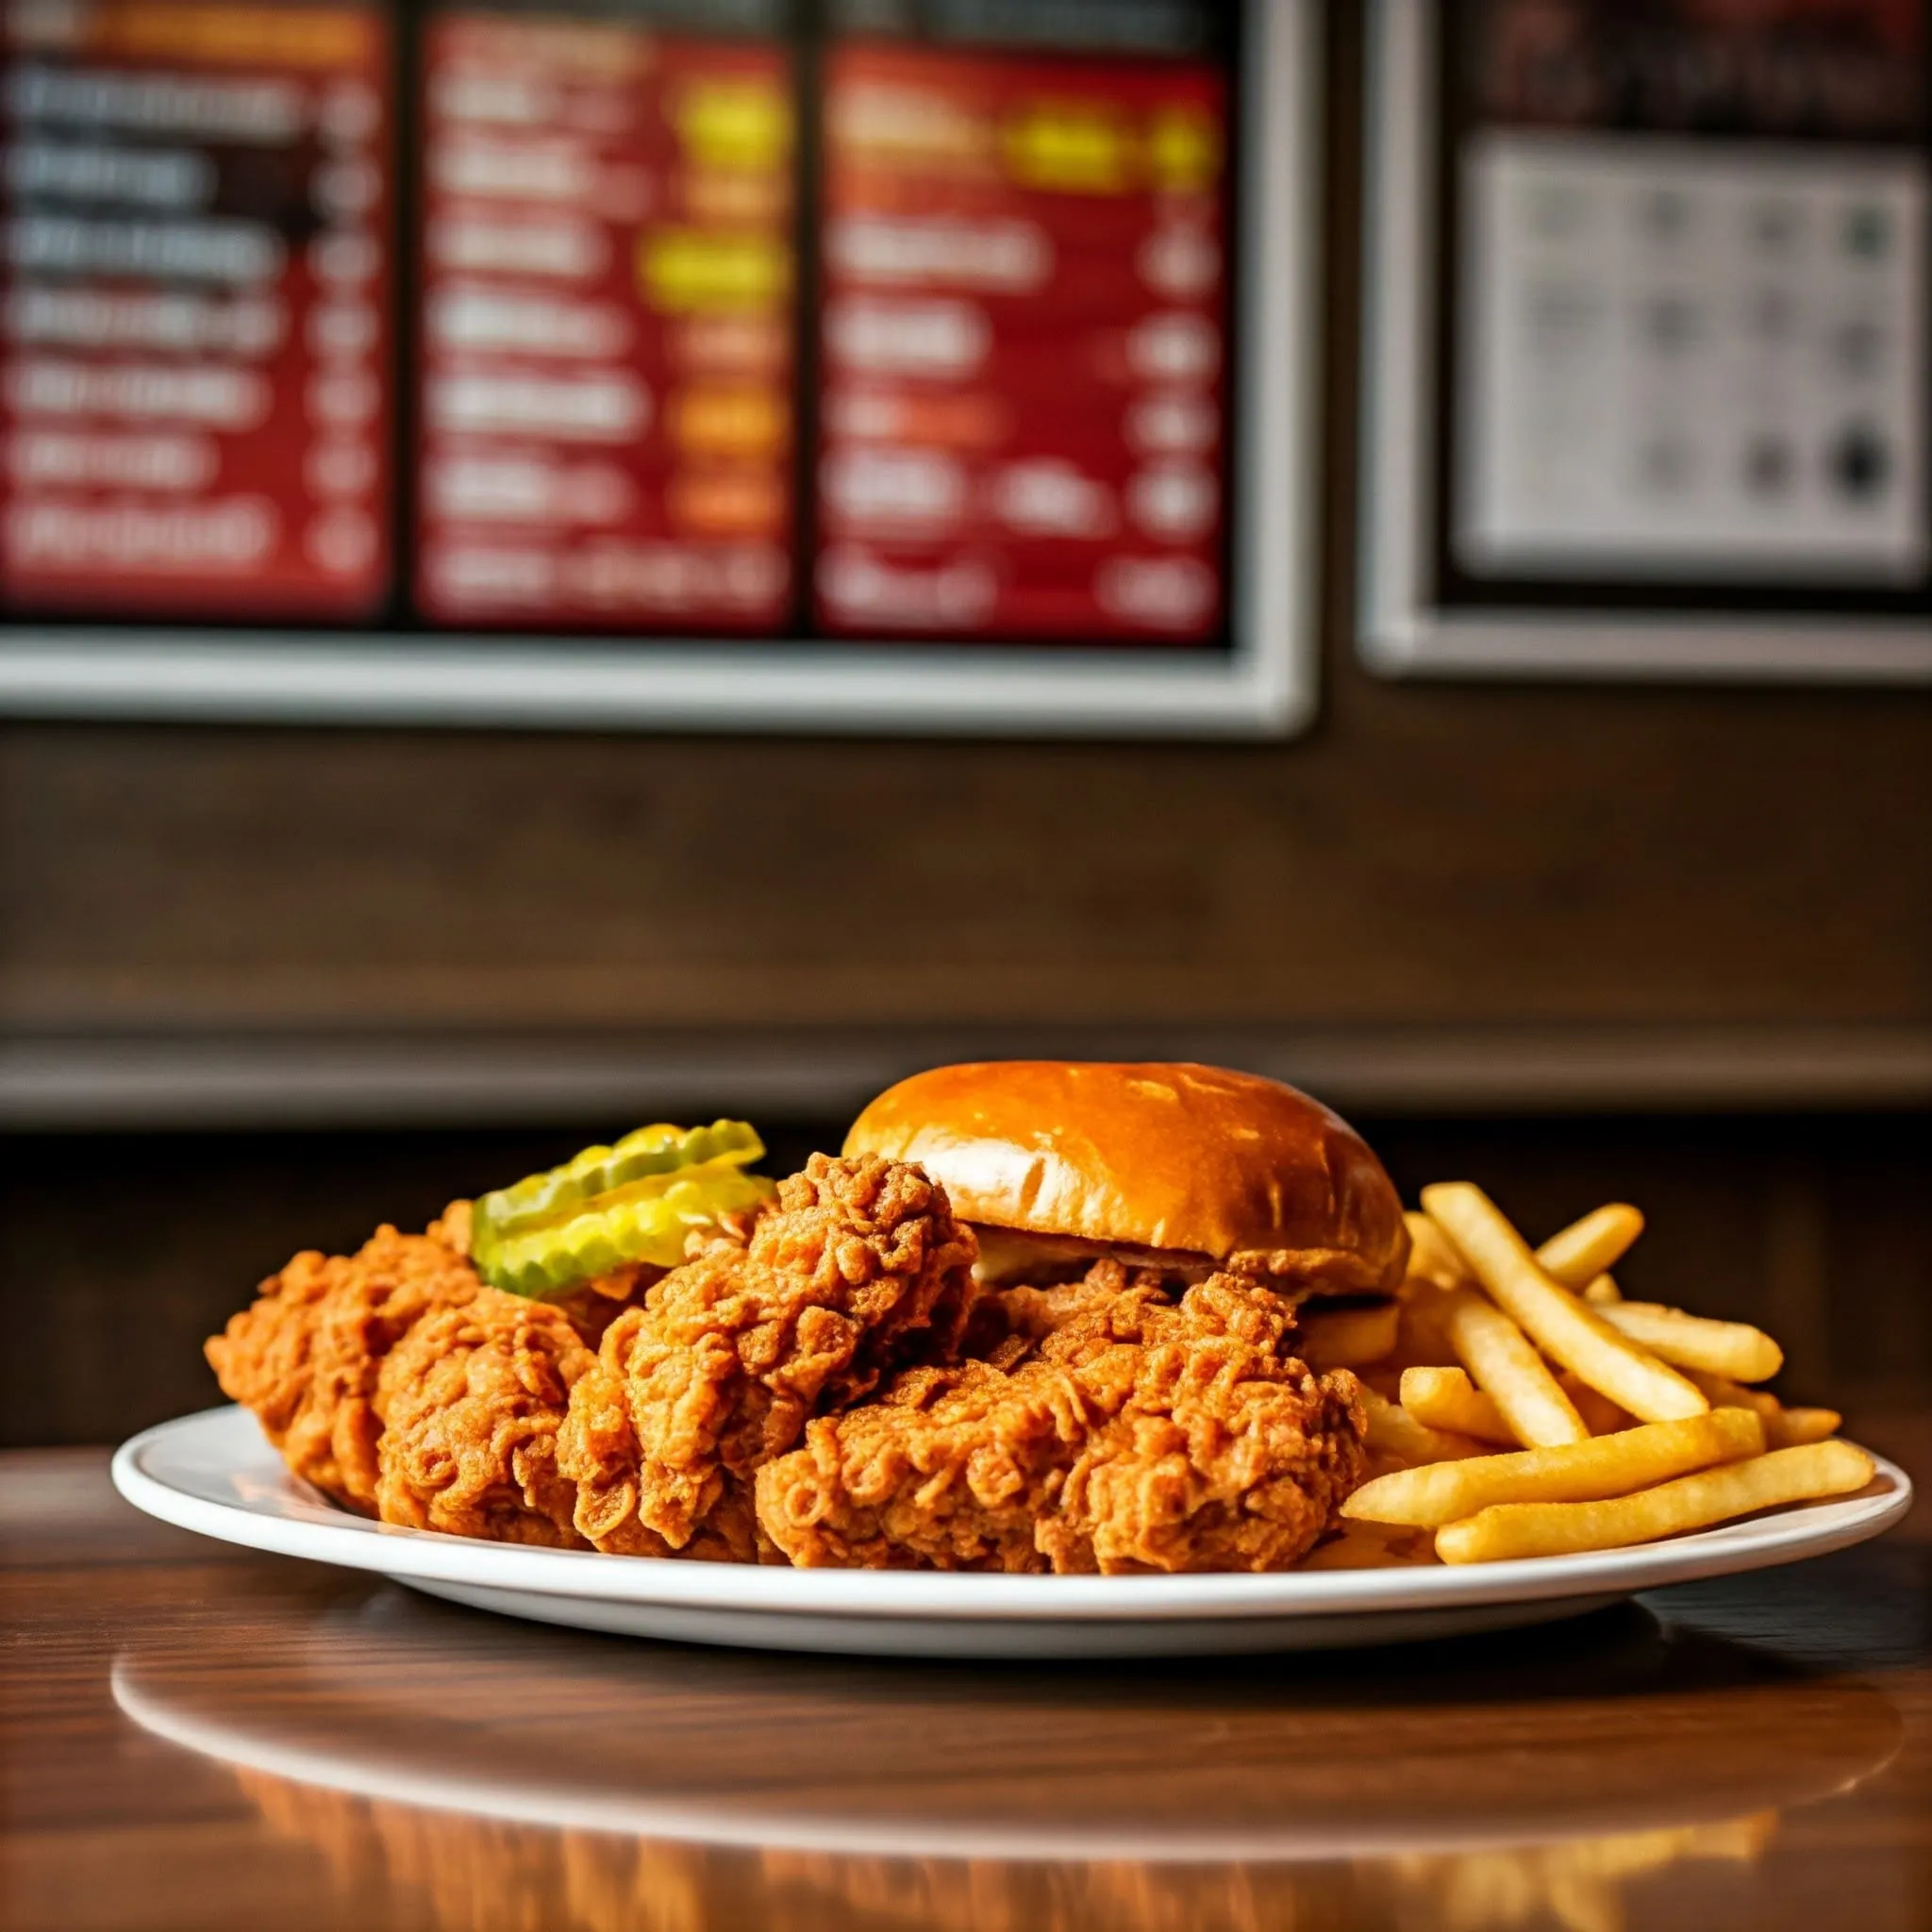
[1359,0,1932,684]
[0,0,1320,738]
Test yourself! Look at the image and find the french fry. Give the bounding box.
[1442,1287,1588,1446]
[1597,1301,1784,1383]
[1404,1211,1472,1290]
[1434,1440,1876,1564]
[1389,1286,1459,1371]
[1297,1300,1401,1372]
[1422,1185,1707,1424]
[1767,1407,1842,1449]
[1343,1409,1763,1529]
[1684,1368,1779,1419]
[1357,1385,1487,1467]
[1299,1520,1440,1570]
[1684,1370,1841,1450]
[1399,1365,1518,1445]
[1557,1370,1635,1437]
[1534,1203,1644,1288]
[1581,1274,1621,1306]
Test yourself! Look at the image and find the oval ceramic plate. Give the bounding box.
[114,1406,1913,1660]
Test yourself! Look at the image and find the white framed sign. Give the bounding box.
[1360,0,1932,683]
[0,0,1320,738]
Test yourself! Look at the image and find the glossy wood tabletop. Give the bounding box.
[5,1446,1931,1932]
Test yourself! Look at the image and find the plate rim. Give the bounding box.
[112,1405,1914,1624]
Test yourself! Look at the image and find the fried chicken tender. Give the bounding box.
[961,1266,1178,1367]
[205,1206,482,1513]
[755,1269,1366,1574]
[559,1153,979,1559]
[374,1289,598,1547]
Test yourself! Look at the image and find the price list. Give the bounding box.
[1452,0,1932,587]
[416,12,795,630]
[814,36,1230,641]
[2,0,392,618]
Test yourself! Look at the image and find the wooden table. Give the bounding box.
[5,1447,1930,1932]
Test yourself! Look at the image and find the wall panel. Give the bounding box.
[0,5,1926,1107]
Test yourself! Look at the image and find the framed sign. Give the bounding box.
[1361,0,1932,681]
[0,0,1319,737]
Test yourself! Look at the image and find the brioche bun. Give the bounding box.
[843,1061,1408,1297]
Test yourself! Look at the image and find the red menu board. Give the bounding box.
[815,39,1230,643]
[417,15,794,632]
[2,0,392,620]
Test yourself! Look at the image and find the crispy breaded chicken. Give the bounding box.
[206,1206,483,1513]
[374,1288,598,1547]
[755,1269,1366,1574]
[559,1153,978,1558]
[206,1200,651,1519]
[961,1264,1179,1367]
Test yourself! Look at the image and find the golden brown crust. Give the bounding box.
[845,1061,1408,1297]
[374,1290,598,1548]
[206,1201,646,1518]
[205,1216,483,1513]
[558,1152,980,1557]
[755,1270,1367,1574]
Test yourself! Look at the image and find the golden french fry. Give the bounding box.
[1557,1370,1635,1437]
[1389,1287,1459,1372]
[1422,1185,1707,1424]
[1684,1370,1840,1450]
[1534,1203,1644,1288]
[1767,1407,1842,1449]
[1442,1287,1588,1446]
[1597,1301,1784,1383]
[1436,1439,1875,1563]
[1399,1365,1518,1445]
[1684,1368,1780,1419]
[1343,1409,1763,1529]
[1357,1385,1487,1467]
[1298,1520,1439,1570]
[1581,1274,1621,1306]
[1297,1300,1401,1372]
[1404,1210,1472,1290]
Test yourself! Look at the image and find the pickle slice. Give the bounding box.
[470,1122,775,1299]
[479,1120,766,1236]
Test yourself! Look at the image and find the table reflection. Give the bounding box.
[111,1584,1905,1932]
[221,1777,1781,1932]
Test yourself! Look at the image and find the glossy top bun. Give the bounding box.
[843,1061,1408,1297]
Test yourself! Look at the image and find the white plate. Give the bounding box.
[113,1405,1913,1660]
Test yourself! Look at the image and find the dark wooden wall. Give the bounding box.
[1,6,1927,1066]
[4,675,1928,1042]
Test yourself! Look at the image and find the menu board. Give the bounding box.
[1459,136,1927,578]
[815,28,1231,641]
[1447,0,1931,591]
[416,10,795,631]
[2,0,393,619]
[0,0,1330,735]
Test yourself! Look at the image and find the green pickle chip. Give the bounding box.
[470,1121,775,1298]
